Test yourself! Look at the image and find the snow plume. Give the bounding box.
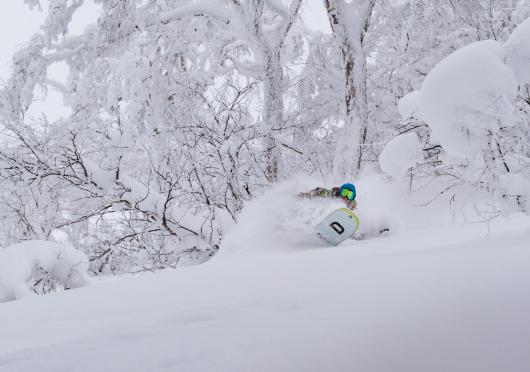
[219,175,430,257]
[0,241,89,303]
[220,177,341,255]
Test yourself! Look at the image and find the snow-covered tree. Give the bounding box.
[0,0,308,274]
[1,0,528,280]
[324,0,376,179]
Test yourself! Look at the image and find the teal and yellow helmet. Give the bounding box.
[339,183,356,201]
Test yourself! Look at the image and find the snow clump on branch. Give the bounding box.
[379,132,423,179]
[418,40,517,159]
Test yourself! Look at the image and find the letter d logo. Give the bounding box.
[330,221,344,234]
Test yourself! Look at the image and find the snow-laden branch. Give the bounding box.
[156,0,243,38]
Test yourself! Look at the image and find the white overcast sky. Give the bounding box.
[0,0,100,81]
[0,3,43,80]
[0,1,328,121]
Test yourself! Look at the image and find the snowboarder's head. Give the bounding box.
[339,183,356,201]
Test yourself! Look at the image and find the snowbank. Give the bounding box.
[0,241,89,302]
[1,214,530,372]
[379,133,423,178]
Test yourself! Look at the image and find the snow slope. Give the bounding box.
[1,211,530,372]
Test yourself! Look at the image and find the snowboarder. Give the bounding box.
[298,183,357,210]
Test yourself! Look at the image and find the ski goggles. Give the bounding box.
[339,188,355,201]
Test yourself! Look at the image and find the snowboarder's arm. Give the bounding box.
[299,187,357,210]
[298,187,335,199]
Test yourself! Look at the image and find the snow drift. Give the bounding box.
[1,213,530,372]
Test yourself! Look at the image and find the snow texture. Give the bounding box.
[418,40,517,159]
[503,17,530,85]
[379,132,423,178]
[1,212,530,372]
[220,178,347,255]
[0,241,89,302]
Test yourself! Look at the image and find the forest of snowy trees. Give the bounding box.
[0,0,529,296]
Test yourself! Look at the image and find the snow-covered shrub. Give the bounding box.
[0,241,89,302]
[418,40,517,159]
[390,16,530,216]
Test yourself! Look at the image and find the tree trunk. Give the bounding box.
[257,0,302,182]
[325,0,375,180]
[263,50,284,182]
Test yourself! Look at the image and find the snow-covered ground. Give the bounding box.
[1,204,529,372]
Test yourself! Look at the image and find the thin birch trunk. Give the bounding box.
[325,0,375,179]
[258,0,302,182]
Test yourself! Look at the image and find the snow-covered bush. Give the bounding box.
[0,241,89,302]
[418,40,517,159]
[388,16,530,216]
